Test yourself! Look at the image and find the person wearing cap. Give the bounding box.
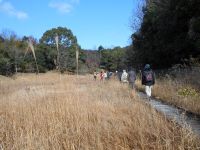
[141,64,155,99]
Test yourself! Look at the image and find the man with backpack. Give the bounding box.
[141,64,155,99]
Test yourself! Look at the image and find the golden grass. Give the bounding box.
[136,77,200,115]
[0,72,199,149]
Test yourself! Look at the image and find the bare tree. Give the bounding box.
[131,0,146,32]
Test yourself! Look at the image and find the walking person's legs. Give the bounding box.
[149,86,152,97]
[145,86,148,96]
[129,82,136,98]
[129,82,134,89]
[145,86,152,99]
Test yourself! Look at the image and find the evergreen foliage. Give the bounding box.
[128,0,200,69]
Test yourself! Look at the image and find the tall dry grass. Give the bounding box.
[0,72,199,149]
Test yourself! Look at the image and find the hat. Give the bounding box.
[144,64,150,69]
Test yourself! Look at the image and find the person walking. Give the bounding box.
[116,70,122,81]
[128,68,136,89]
[93,70,98,80]
[103,70,107,80]
[121,70,128,83]
[141,64,155,99]
[100,70,104,81]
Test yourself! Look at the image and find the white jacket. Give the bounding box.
[121,71,128,82]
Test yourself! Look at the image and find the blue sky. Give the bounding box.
[0,0,139,49]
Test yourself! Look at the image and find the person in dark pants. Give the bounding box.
[116,71,122,82]
[128,68,136,89]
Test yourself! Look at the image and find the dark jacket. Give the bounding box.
[117,72,122,81]
[128,70,136,83]
[142,69,155,86]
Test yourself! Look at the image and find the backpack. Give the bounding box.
[145,72,153,82]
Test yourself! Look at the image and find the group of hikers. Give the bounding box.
[93,70,112,81]
[93,64,155,99]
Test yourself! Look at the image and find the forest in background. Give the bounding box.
[128,0,200,69]
[0,0,200,75]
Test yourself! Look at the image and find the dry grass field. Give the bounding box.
[0,72,199,149]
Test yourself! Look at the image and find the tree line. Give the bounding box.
[85,0,200,72]
[0,26,130,75]
[127,0,200,69]
[0,27,86,75]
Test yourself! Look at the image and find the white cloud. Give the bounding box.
[49,0,80,14]
[49,1,72,14]
[0,2,28,19]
